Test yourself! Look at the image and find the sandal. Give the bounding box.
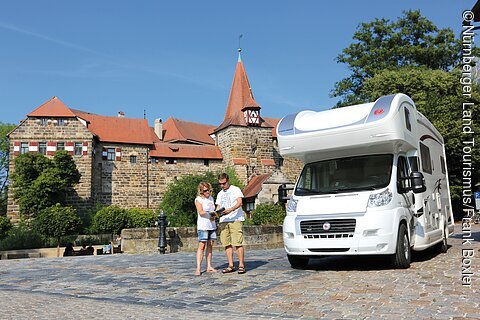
[237,266,246,274]
[222,266,236,274]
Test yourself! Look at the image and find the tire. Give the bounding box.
[287,254,309,268]
[391,223,411,269]
[436,223,448,254]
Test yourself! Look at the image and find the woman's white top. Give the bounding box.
[195,195,216,230]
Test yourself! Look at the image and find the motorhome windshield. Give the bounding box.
[295,154,393,195]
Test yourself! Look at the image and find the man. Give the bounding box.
[216,173,246,274]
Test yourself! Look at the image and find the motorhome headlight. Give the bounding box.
[287,198,298,213]
[368,188,393,207]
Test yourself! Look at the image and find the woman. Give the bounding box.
[194,182,217,275]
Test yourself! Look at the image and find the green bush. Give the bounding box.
[0,224,44,250]
[127,208,157,228]
[91,205,129,236]
[251,203,286,226]
[33,204,81,248]
[0,215,12,239]
[78,203,105,234]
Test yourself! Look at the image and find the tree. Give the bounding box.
[0,215,12,239]
[0,122,16,215]
[160,169,243,227]
[359,67,480,216]
[10,151,81,218]
[33,204,81,257]
[331,9,480,218]
[332,10,461,106]
[160,172,218,227]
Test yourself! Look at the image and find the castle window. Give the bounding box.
[57,142,65,151]
[107,148,115,161]
[166,158,177,164]
[130,155,137,164]
[58,119,66,126]
[20,142,29,154]
[74,143,83,156]
[39,142,47,155]
[40,118,48,126]
[204,159,209,166]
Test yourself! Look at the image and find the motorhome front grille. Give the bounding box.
[303,234,353,239]
[300,219,356,234]
[308,248,350,253]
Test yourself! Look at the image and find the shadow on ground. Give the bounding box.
[293,244,450,271]
[215,260,269,272]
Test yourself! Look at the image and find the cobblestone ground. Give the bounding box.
[0,224,479,320]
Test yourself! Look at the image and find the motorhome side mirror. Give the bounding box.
[278,184,290,203]
[410,172,426,194]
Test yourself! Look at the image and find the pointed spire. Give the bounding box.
[212,48,272,133]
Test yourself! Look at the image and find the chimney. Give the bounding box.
[118,111,125,117]
[154,118,163,140]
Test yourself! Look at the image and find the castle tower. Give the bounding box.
[212,49,275,183]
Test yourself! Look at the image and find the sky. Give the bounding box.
[0,1,474,127]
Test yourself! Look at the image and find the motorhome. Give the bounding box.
[277,93,454,269]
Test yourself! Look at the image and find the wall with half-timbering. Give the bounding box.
[7,117,94,222]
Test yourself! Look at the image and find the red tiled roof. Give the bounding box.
[232,158,247,165]
[162,117,215,145]
[242,174,271,198]
[213,56,272,133]
[27,96,77,118]
[261,159,276,166]
[72,110,156,145]
[263,117,280,138]
[149,142,223,159]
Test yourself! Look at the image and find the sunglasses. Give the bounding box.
[202,189,210,193]
[219,182,228,185]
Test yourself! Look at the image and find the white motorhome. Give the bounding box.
[277,93,454,269]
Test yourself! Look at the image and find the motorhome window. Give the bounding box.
[295,154,393,195]
[440,156,446,174]
[404,107,412,131]
[419,143,432,174]
[397,156,411,192]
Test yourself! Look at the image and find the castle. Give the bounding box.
[7,51,302,222]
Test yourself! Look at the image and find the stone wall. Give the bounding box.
[7,117,94,222]
[93,142,225,209]
[217,126,284,183]
[121,225,284,253]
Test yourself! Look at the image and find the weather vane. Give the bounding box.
[238,34,243,53]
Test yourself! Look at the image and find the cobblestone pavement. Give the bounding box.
[0,224,479,320]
